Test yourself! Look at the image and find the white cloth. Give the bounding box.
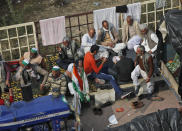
[94,89,115,107]
[40,16,66,46]
[124,2,141,22]
[131,65,154,95]
[68,82,81,115]
[156,0,166,9]
[67,63,74,73]
[127,35,142,50]
[112,43,126,53]
[81,33,96,53]
[95,47,109,59]
[141,33,159,53]
[112,56,120,64]
[93,7,119,34]
[134,45,139,53]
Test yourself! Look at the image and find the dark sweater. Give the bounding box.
[114,57,134,82]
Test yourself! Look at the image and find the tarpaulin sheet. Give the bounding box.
[0,95,70,130]
[105,108,182,131]
[164,9,182,58]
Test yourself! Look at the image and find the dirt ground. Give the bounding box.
[15,0,147,22]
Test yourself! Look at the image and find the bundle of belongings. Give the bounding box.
[166,53,180,78]
[105,108,182,131]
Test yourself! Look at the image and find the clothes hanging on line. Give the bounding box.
[123,2,141,23]
[40,16,66,46]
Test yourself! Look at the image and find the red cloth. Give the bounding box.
[84,52,103,74]
[0,96,14,105]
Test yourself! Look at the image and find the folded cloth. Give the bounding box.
[116,5,128,13]
[124,2,141,22]
[40,16,66,46]
[93,7,119,34]
[127,35,142,50]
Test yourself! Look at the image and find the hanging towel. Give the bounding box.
[93,7,119,34]
[123,2,141,22]
[40,16,66,46]
[156,0,166,9]
[116,5,128,13]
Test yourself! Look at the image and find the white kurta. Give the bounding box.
[81,33,96,53]
[131,65,154,96]
[141,33,159,53]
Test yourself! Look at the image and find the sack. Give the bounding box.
[21,83,33,101]
[94,89,115,107]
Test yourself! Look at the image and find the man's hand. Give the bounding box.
[57,47,62,52]
[6,80,10,87]
[40,84,44,91]
[102,57,107,63]
[148,50,153,54]
[145,77,150,83]
[9,88,13,96]
[108,42,114,48]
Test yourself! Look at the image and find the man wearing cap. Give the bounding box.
[18,59,48,94]
[139,24,159,56]
[56,36,79,70]
[122,16,141,43]
[19,48,44,68]
[44,66,67,97]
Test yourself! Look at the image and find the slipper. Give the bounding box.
[115,107,124,112]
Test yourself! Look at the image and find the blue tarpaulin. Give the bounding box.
[0,95,70,130]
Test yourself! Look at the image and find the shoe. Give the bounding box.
[93,107,103,115]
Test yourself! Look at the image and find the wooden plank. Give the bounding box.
[160,61,179,94]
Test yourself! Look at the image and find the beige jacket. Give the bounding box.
[122,20,140,43]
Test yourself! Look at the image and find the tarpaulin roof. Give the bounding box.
[105,108,182,131]
[0,95,70,130]
[164,9,182,58]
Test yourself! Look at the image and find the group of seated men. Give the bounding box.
[0,16,159,111]
[55,15,159,99]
